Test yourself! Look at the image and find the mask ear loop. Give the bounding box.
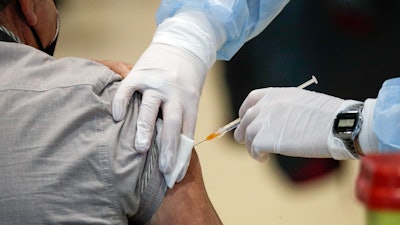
[49,16,60,45]
[29,25,44,51]
[29,15,60,54]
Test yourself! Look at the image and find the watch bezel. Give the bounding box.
[332,104,364,158]
[333,110,362,140]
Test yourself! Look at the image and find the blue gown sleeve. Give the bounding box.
[156,0,290,61]
[373,77,400,152]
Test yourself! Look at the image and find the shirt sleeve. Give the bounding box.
[0,44,167,224]
[156,0,290,60]
[373,77,400,152]
[97,81,167,224]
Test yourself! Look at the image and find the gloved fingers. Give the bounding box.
[159,103,183,174]
[238,88,269,118]
[112,71,142,121]
[135,90,162,153]
[250,147,269,162]
[181,106,198,139]
[250,129,272,162]
[234,101,263,144]
[112,88,137,122]
[233,122,246,144]
[244,118,265,158]
[238,101,273,162]
[236,87,347,160]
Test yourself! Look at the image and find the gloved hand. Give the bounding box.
[112,43,206,174]
[112,10,226,177]
[234,87,345,161]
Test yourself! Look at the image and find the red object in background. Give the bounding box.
[274,155,341,184]
[356,153,400,210]
[330,9,376,36]
[325,0,378,37]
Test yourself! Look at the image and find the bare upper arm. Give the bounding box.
[144,149,223,225]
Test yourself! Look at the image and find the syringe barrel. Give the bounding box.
[219,118,241,134]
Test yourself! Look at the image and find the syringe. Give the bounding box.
[194,75,318,146]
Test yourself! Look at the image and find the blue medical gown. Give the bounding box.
[374,78,400,152]
[156,0,290,60]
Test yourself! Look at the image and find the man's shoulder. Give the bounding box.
[0,41,120,93]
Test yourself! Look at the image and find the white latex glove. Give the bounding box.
[234,87,345,161]
[112,11,226,174]
[155,119,193,188]
[113,43,206,173]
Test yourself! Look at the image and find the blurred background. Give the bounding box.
[51,0,390,224]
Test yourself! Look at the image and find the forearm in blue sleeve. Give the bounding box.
[373,77,400,152]
[156,0,290,60]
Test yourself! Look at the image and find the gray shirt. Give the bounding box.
[0,42,166,224]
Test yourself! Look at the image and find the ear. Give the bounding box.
[18,0,37,26]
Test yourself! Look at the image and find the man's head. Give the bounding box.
[0,0,59,55]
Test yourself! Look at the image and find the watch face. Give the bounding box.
[338,118,355,128]
[333,112,359,133]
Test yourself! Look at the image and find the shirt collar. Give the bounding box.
[0,26,21,43]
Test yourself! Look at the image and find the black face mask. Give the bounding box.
[30,17,59,56]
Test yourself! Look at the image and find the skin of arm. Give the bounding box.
[94,59,133,79]
[145,149,223,225]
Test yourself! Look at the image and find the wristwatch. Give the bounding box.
[332,104,364,158]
